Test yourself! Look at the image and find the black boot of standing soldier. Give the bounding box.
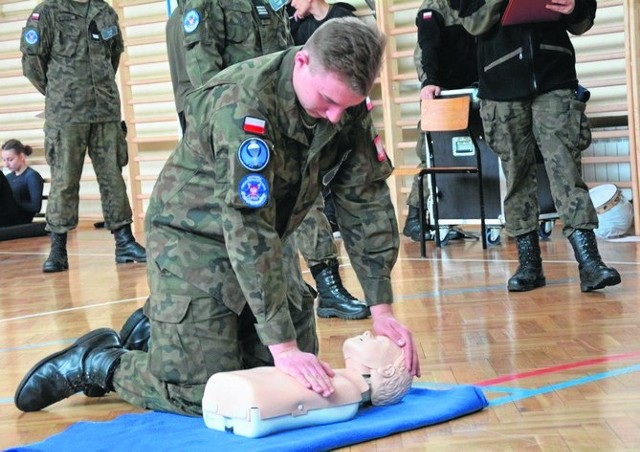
[568,229,621,292]
[42,232,69,273]
[508,230,546,292]
[312,259,370,320]
[14,328,126,412]
[402,206,431,242]
[113,224,147,264]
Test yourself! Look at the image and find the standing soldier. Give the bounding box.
[403,0,478,241]
[451,0,621,292]
[20,0,146,273]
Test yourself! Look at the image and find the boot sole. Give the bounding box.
[115,257,147,264]
[316,307,370,321]
[42,263,69,273]
[14,328,114,411]
[581,274,622,292]
[508,277,546,292]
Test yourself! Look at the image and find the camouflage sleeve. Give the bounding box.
[209,96,296,346]
[329,111,399,306]
[20,5,51,95]
[564,0,596,35]
[450,0,504,36]
[110,18,125,71]
[183,0,226,88]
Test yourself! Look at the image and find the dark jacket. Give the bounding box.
[288,3,356,45]
[464,0,596,100]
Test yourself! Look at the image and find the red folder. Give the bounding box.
[501,0,561,26]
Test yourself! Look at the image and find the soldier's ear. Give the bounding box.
[294,49,311,69]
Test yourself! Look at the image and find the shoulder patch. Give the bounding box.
[239,174,269,208]
[374,135,387,162]
[422,11,433,20]
[269,0,288,11]
[31,13,40,21]
[183,10,200,34]
[243,116,267,135]
[237,138,270,172]
[23,28,39,45]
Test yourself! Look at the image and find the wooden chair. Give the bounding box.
[416,95,487,255]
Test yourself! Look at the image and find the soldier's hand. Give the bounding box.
[370,304,421,377]
[269,340,336,397]
[421,85,441,100]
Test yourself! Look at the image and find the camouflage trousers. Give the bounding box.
[295,192,338,267]
[113,241,318,416]
[406,124,430,209]
[43,122,132,233]
[479,89,597,237]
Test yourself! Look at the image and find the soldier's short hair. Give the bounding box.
[305,17,387,96]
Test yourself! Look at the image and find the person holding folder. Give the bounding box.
[451,0,621,293]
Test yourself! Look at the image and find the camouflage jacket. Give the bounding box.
[182,0,292,88]
[20,0,124,126]
[413,0,477,89]
[145,49,399,345]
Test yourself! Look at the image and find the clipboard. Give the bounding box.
[501,0,561,26]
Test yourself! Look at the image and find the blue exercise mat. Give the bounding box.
[9,386,487,452]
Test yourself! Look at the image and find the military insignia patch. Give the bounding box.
[269,0,288,11]
[243,116,266,135]
[24,28,39,45]
[422,11,433,20]
[31,13,40,21]
[374,135,387,162]
[183,10,200,34]
[238,138,270,172]
[239,174,269,208]
[365,96,374,112]
[101,25,118,41]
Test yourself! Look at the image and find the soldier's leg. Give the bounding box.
[403,124,430,241]
[42,124,90,272]
[44,124,89,232]
[113,260,244,416]
[480,99,545,291]
[532,90,619,291]
[88,122,146,263]
[296,194,369,320]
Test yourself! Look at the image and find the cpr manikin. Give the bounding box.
[202,331,413,437]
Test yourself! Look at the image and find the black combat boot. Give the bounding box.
[119,306,151,352]
[402,206,432,242]
[113,224,147,264]
[42,232,69,273]
[568,229,621,292]
[508,231,546,292]
[14,328,126,412]
[312,259,370,320]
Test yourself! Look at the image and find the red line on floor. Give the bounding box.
[476,351,640,386]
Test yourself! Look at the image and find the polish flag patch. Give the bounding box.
[31,13,40,21]
[365,96,374,112]
[422,11,432,20]
[243,116,266,135]
[374,135,387,162]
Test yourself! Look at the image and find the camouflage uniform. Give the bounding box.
[454,0,598,237]
[181,0,340,271]
[406,0,478,209]
[112,49,399,415]
[166,1,192,133]
[20,0,133,233]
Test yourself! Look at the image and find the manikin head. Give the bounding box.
[343,331,413,406]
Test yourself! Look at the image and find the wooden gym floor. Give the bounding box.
[1,226,639,450]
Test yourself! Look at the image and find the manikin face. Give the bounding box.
[343,331,413,406]
[1,149,25,173]
[292,50,364,125]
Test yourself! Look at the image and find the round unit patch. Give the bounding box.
[24,28,39,45]
[237,138,270,172]
[239,174,269,208]
[183,10,200,34]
